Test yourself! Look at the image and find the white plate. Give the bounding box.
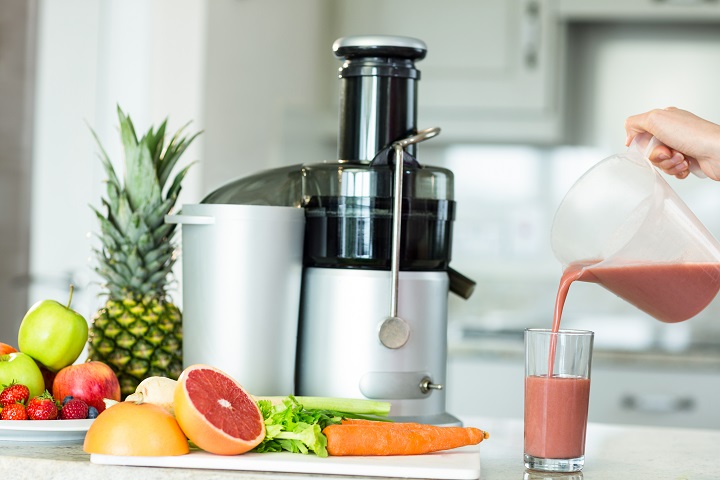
[0,419,94,443]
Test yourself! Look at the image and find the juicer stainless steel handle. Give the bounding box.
[385,127,441,329]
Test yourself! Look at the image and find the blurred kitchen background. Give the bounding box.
[2,0,720,428]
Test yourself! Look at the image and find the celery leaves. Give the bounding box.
[254,396,340,457]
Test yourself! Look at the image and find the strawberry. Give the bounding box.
[59,398,88,420]
[0,383,30,407]
[26,391,59,420]
[1,402,28,420]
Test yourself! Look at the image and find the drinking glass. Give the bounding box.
[524,328,594,472]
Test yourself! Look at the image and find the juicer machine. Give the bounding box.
[194,35,474,425]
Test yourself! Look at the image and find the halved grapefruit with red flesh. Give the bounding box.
[174,364,265,455]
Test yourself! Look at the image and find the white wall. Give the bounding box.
[28,0,339,325]
[200,0,336,195]
[30,0,207,321]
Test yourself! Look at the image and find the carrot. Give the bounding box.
[322,420,489,456]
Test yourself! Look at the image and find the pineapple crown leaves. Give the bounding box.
[90,105,202,297]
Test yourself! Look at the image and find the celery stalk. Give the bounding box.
[253,395,391,416]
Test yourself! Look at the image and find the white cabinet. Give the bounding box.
[557,0,720,21]
[332,0,564,143]
[447,355,525,420]
[447,353,720,429]
[589,363,720,430]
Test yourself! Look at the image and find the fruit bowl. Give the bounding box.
[0,418,94,443]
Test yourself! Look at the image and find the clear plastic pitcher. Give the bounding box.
[551,135,720,323]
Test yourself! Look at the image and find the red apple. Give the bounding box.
[52,361,121,413]
[0,342,18,355]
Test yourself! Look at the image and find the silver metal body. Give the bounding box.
[297,267,460,425]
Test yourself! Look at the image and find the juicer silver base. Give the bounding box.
[388,412,463,427]
[296,267,458,425]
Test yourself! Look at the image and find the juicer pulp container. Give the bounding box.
[166,203,305,395]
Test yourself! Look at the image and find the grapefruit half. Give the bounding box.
[174,364,266,455]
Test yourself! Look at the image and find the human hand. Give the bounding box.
[625,107,720,181]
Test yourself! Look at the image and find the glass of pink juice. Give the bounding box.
[524,329,594,473]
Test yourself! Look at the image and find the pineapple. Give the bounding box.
[88,106,200,396]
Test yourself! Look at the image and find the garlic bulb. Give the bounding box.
[125,376,177,415]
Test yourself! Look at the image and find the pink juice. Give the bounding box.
[583,262,720,323]
[524,375,591,459]
[553,261,720,329]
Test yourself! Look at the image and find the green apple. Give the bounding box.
[0,352,45,398]
[18,286,89,372]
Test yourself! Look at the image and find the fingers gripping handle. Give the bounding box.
[632,132,706,178]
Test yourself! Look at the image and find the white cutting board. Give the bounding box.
[91,445,481,479]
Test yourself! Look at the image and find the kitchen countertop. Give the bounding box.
[1,417,719,480]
